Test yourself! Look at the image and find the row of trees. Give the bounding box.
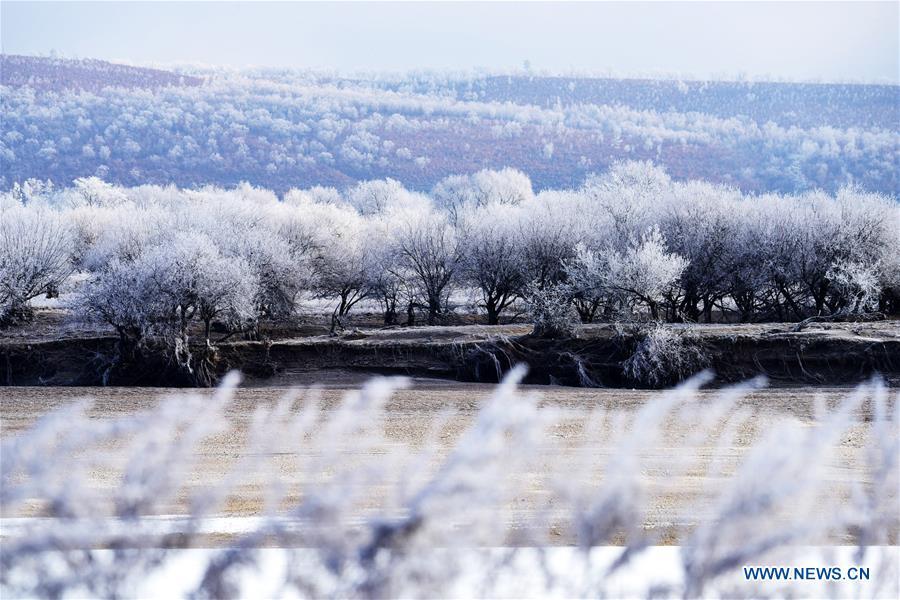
[2,163,898,374]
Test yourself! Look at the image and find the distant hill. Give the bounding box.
[1,55,897,195]
[0,54,203,92]
[426,75,898,130]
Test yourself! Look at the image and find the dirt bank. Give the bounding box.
[2,318,899,387]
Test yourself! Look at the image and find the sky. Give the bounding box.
[1,1,898,82]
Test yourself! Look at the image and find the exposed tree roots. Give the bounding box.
[793,311,886,332]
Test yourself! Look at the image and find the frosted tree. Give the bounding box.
[226,225,311,321]
[77,228,258,383]
[0,204,73,323]
[77,257,156,364]
[605,226,689,321]
[5,164,899,337]
[142,234,257,371]
[283,185,344,206]
[71,176,128,207]
[721,205,771,322]
[347,178,427,216]
[582,161,669,247]
[660,181,740,322]
[432,168,533,221]
[566,243,615,323]
[878,234,900,314]
[825,187,897,314]
[517,191,584,289]
[313,214,374,333]
[195,256,258,343]
[8,178,55,205]
[826,260,882,315]
[394,208,460,325]
[365,216,415,326]
[457,203,527,324]
[78,205,168,270]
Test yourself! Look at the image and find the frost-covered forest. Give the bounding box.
[3,161,898,385]
[3,52,898,387]
[2,54,898,194]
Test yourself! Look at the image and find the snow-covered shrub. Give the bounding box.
[826,259,882,315]
[525,281,579,338]
[621,323,709,387]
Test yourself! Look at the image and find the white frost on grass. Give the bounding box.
[1,371,897,598]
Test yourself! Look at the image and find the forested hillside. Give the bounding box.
[2,55,897,194]
[0,54,203,92]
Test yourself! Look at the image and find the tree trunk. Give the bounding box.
[485,298,499,325]
[702,298,714,323]
[427,298,440,325]
[648,300,660,321]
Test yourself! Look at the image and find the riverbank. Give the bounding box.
[2,311,898,387]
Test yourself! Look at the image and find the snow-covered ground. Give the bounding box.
[2,542,894,599]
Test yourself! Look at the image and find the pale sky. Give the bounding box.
[1,1,898,82]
